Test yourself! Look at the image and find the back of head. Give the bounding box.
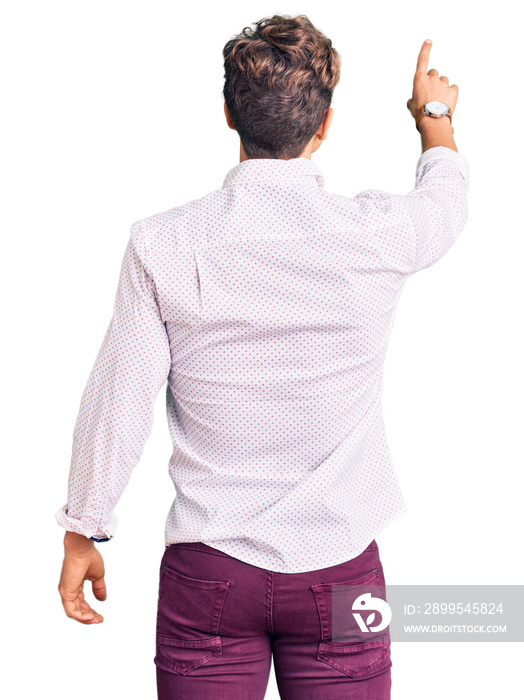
[223,14,341,160]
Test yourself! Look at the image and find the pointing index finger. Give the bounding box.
[416,39,432,76]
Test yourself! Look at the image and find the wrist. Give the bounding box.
[418,115,457,153]
[416,115,453,132]
[64,530,96,554]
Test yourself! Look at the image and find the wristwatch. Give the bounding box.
[415,100,453,130]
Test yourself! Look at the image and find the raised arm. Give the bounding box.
[407,39,459,154]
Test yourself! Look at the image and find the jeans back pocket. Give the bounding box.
[317,634,391,679]
[155,562,231,676]
[310,566,392,679]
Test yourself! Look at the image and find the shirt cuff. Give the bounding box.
[55,503,116,541]
[415,145,470,190]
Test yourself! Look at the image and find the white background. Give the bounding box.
[2,0,522,697]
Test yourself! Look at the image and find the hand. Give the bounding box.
[407,39,458,127]
[58,531,107,624]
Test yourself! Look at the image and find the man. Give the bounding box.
[57,14,468,699]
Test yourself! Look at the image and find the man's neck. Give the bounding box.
[239,142,312,162]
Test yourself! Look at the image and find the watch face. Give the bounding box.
[425,100,448,114]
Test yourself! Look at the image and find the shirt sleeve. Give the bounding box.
[55,221,171,541]
[395,145,470,275]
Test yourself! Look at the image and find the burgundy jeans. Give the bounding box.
[154,539,392,699]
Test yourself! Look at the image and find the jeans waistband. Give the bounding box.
[165,539,378,560]
[165,541,233,557]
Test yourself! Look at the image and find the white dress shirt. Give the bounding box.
[56,146,469,573]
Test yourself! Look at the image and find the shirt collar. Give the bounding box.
[221,156,325,189]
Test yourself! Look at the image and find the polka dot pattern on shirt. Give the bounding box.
[56,147,469,572]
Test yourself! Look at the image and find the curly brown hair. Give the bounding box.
[222,14,341,159]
